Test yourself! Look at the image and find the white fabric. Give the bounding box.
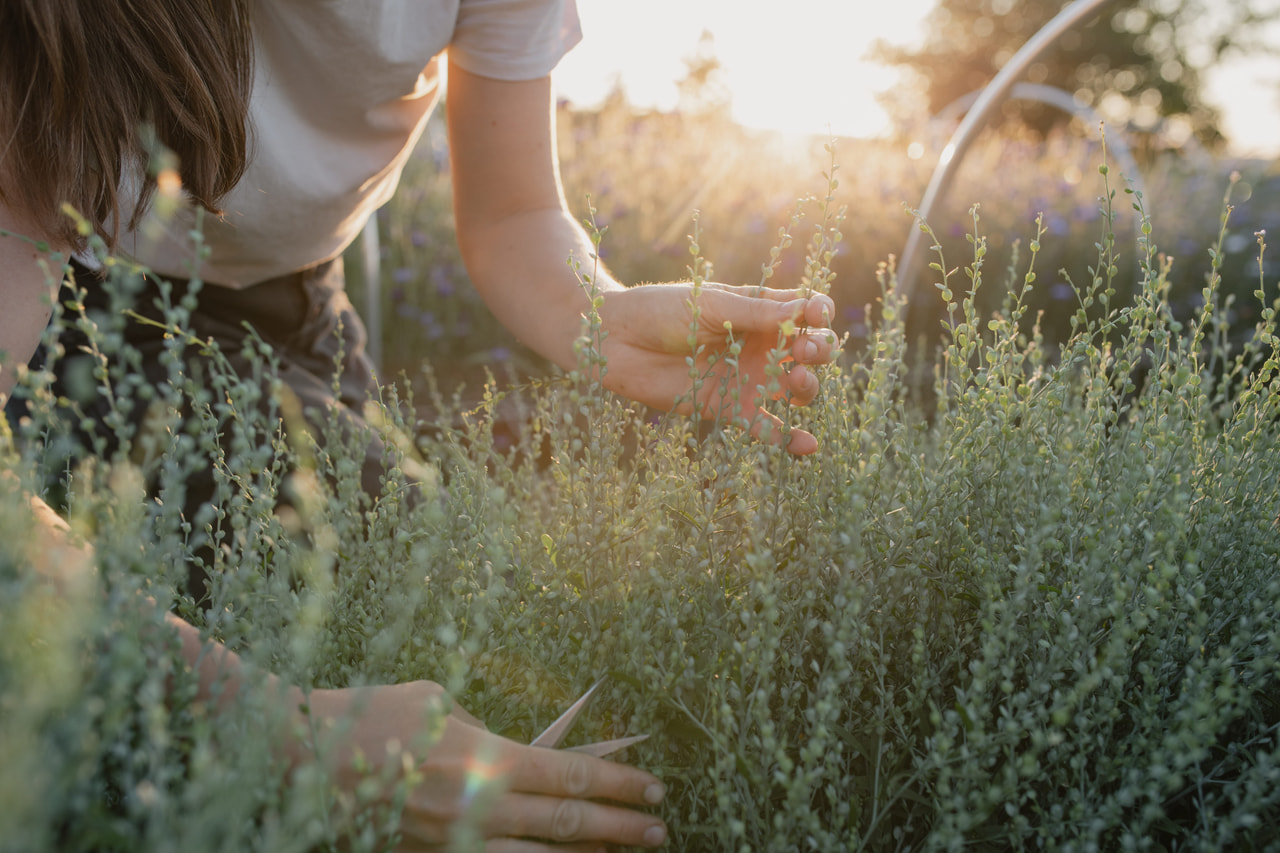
[119,0,580,287]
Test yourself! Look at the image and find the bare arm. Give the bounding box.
[0,199,63,407]
[0,193,264,718]
[446,60,611,372]
[446,60,839,454]
[12,474,669,849]
[3,199,668,850]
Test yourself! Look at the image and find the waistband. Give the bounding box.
[77,259,344,347]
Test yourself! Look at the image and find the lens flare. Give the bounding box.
[156,168,182,198]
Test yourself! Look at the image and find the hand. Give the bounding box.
[301,681,668,851]
[598,283,838,455]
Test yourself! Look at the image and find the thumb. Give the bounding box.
[449,703,487,730]
[699,289,805,336]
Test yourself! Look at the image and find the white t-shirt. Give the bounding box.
[119,0,581,288]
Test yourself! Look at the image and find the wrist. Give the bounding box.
[280,684,335,770]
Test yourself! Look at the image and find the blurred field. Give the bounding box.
[349,95,1280,394]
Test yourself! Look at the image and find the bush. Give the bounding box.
[357,99,1276,389]
[3,159,1279,852]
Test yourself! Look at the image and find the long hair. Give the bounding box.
[0,0,254,249]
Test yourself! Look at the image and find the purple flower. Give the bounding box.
[431,266,455,297]
[1050,283,1074,301]
[411,230,428,248]
[392,267,414,285]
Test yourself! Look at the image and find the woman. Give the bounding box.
[0,0,837,848]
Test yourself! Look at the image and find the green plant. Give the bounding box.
[3,154,1279,852]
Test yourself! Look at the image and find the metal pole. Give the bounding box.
[936,82,1147,210]
[896,0,1121,310]
[361,213,382,373]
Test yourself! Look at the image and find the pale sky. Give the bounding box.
[553,1,1280,157]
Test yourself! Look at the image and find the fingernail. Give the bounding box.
[644,782,665,804]
[801,340,818,361]
[644,824,667,846]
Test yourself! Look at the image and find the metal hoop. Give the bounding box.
[895,0,1122,314]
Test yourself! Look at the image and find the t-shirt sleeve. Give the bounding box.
[449,0,582,81]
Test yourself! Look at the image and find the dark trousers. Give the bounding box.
[7,259,401,599]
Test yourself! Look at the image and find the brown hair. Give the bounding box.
[0,0,254,249]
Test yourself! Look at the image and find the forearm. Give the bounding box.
[10,476,297,734]
[165,610,294,714]
[445,63,632,371]
[19,487,95,592]
[460,205,624,371]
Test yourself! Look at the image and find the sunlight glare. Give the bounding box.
[461,748,503,806]
[556,1,1279,156]
[555,1,934,139]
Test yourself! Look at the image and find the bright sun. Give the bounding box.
[554,0,1280,156]
[553,1,936,140]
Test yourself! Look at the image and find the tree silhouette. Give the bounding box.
[874,0,1280,147]
[676,30,732,118]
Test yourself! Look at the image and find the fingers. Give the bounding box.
[699,286,836,337]
[707,283,835,324]
[802,292,837,329]
[747,408,819,456]
[781,291,836,331]
[488,794,667,848]
[398,743,668,847]
[790,329,838,369]
[783,363,820,407]
[510,744,665,806]
[495,747,667,846]
[486,840,609,853]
